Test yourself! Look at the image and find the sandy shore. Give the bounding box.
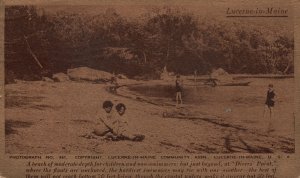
[5,80,294,154]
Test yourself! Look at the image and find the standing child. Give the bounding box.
[175,75,183,107]
[110,73,118,93]
[194,69,198,82]
[263,84,276,129]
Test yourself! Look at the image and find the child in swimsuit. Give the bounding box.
[263,84,276,125]
[175,75,183,107]
[265,85,275,108]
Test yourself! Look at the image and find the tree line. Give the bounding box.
[5,6,294,82]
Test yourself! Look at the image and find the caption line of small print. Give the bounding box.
[226,16,288,17]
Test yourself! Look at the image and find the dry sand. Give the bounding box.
[5,79,294,154]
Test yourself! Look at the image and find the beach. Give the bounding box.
[5,77,295,154]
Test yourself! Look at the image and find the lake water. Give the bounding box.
[129,78,294,106]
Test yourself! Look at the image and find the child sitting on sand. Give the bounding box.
[114,103,145,141]
[83,101,144,141]
[93,100,118,137]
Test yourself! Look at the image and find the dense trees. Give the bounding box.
[5,6,53,81]
[5,6,294,81]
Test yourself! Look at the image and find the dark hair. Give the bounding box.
[103,100,113,108]
[268,84,273,87]
[116,103,126,111]
[176,75,180,78]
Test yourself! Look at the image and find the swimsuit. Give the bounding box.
[175,79,182,92]
[265,90,275,107]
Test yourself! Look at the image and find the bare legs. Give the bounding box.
[263,105,274,132]
[263,105,273,119]
[176,92,183,107]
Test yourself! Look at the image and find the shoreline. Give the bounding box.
[113,79,294,138]
[4,79,295,154]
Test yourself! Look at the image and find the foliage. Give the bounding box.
[5,6,294,82]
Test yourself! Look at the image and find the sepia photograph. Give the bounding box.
[4,4,295,154]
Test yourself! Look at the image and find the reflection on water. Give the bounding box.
[130,85,175,98]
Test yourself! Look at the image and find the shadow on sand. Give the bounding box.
[5,120,33,135]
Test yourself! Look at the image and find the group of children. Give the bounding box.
[93,100,145,141]
[90,76,276,141]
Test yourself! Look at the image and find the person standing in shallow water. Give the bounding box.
[110,73,118,93]
[194,69,198,82]
[263,84,276,130]
[175,75,183,107]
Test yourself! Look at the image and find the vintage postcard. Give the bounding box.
[0,0,299,178]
